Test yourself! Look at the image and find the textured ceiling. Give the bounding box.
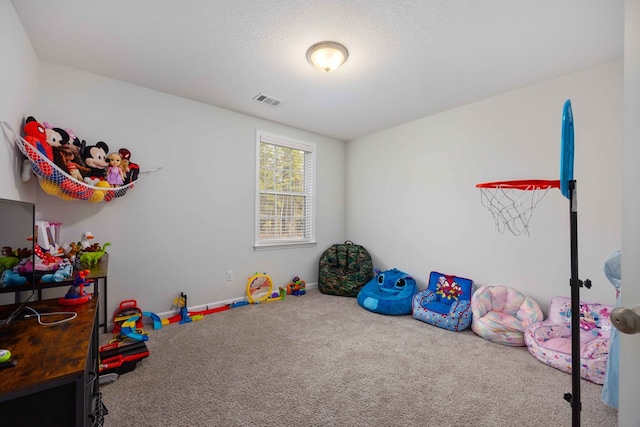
[11,0,623,141]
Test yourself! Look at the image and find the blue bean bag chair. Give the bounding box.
[357,268,418,315]
[412,271,473,331]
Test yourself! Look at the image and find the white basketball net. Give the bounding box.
[478,184,553,236]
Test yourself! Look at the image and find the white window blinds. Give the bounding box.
[255,131,315,248]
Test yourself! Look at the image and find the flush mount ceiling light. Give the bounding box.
[306,41,349,73]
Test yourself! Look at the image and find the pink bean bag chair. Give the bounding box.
[524,296,614,384]
[471,285,543,346]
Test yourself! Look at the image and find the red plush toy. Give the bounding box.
[23,116,53,162]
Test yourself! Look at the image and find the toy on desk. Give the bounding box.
[1,269,27,287]
[0,349,16,370]
[1,247,30,271]
[61,242,81,261]
[33,244,63,268]
[79,242,110,267]
[2,246,32,259]
[61,232,110,266]
[0,256,20,271]
[80,231,94,249]
[41,263,73,283]
[58,269,93,306]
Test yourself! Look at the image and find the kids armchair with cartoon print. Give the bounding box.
[524,296,614,384]
[471,285,543,346]
[412,271,474,332]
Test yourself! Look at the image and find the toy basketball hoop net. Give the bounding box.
[476,179,560,236]
[476,100,574,237]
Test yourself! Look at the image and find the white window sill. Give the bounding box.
[253,241,317,251]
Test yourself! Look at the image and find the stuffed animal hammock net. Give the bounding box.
[1,121,160,203]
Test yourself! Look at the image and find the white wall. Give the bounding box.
[619,1,640,424]
[0,0,39,305]
[33,62,345,317]
[346,60,622,314]
[0,0,38,203]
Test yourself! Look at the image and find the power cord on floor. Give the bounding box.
[23,306,77,325]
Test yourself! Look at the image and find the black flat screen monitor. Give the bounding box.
[0,198,36,328]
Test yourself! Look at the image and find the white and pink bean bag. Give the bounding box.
[524,296,614,384]
[471,285,543,346]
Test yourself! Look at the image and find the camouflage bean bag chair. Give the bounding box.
[318,241,373,297]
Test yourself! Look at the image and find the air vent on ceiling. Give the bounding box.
[252,93,283,107]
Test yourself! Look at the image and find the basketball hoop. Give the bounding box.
[476,179,560,236]
[475,100,585,427]
[477,100,574,237]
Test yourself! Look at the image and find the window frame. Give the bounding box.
[254,130,317,250]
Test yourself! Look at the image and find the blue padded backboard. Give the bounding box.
[560,99,574,199]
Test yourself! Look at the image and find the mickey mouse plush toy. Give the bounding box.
[81,141,109,185]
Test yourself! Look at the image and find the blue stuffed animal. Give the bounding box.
[1,269,27,287]
[357,268,418,315]
[41,264,73,283]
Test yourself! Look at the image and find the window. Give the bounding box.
[255,130,316,249]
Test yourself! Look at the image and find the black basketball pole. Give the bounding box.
[563,179,591,427]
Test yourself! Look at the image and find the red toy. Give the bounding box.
[112,300,143,334]
[58,269,93,306]
[99,341,149,376]
[24,116,53,162]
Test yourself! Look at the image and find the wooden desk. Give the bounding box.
[0,297,101,426]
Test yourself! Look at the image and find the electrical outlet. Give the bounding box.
[226,270,234,281]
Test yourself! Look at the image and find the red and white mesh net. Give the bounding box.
[478,183,554,236]
[2,121,159,203]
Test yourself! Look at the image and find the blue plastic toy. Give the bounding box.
[120,315,149,342]
[142,311,163,330]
